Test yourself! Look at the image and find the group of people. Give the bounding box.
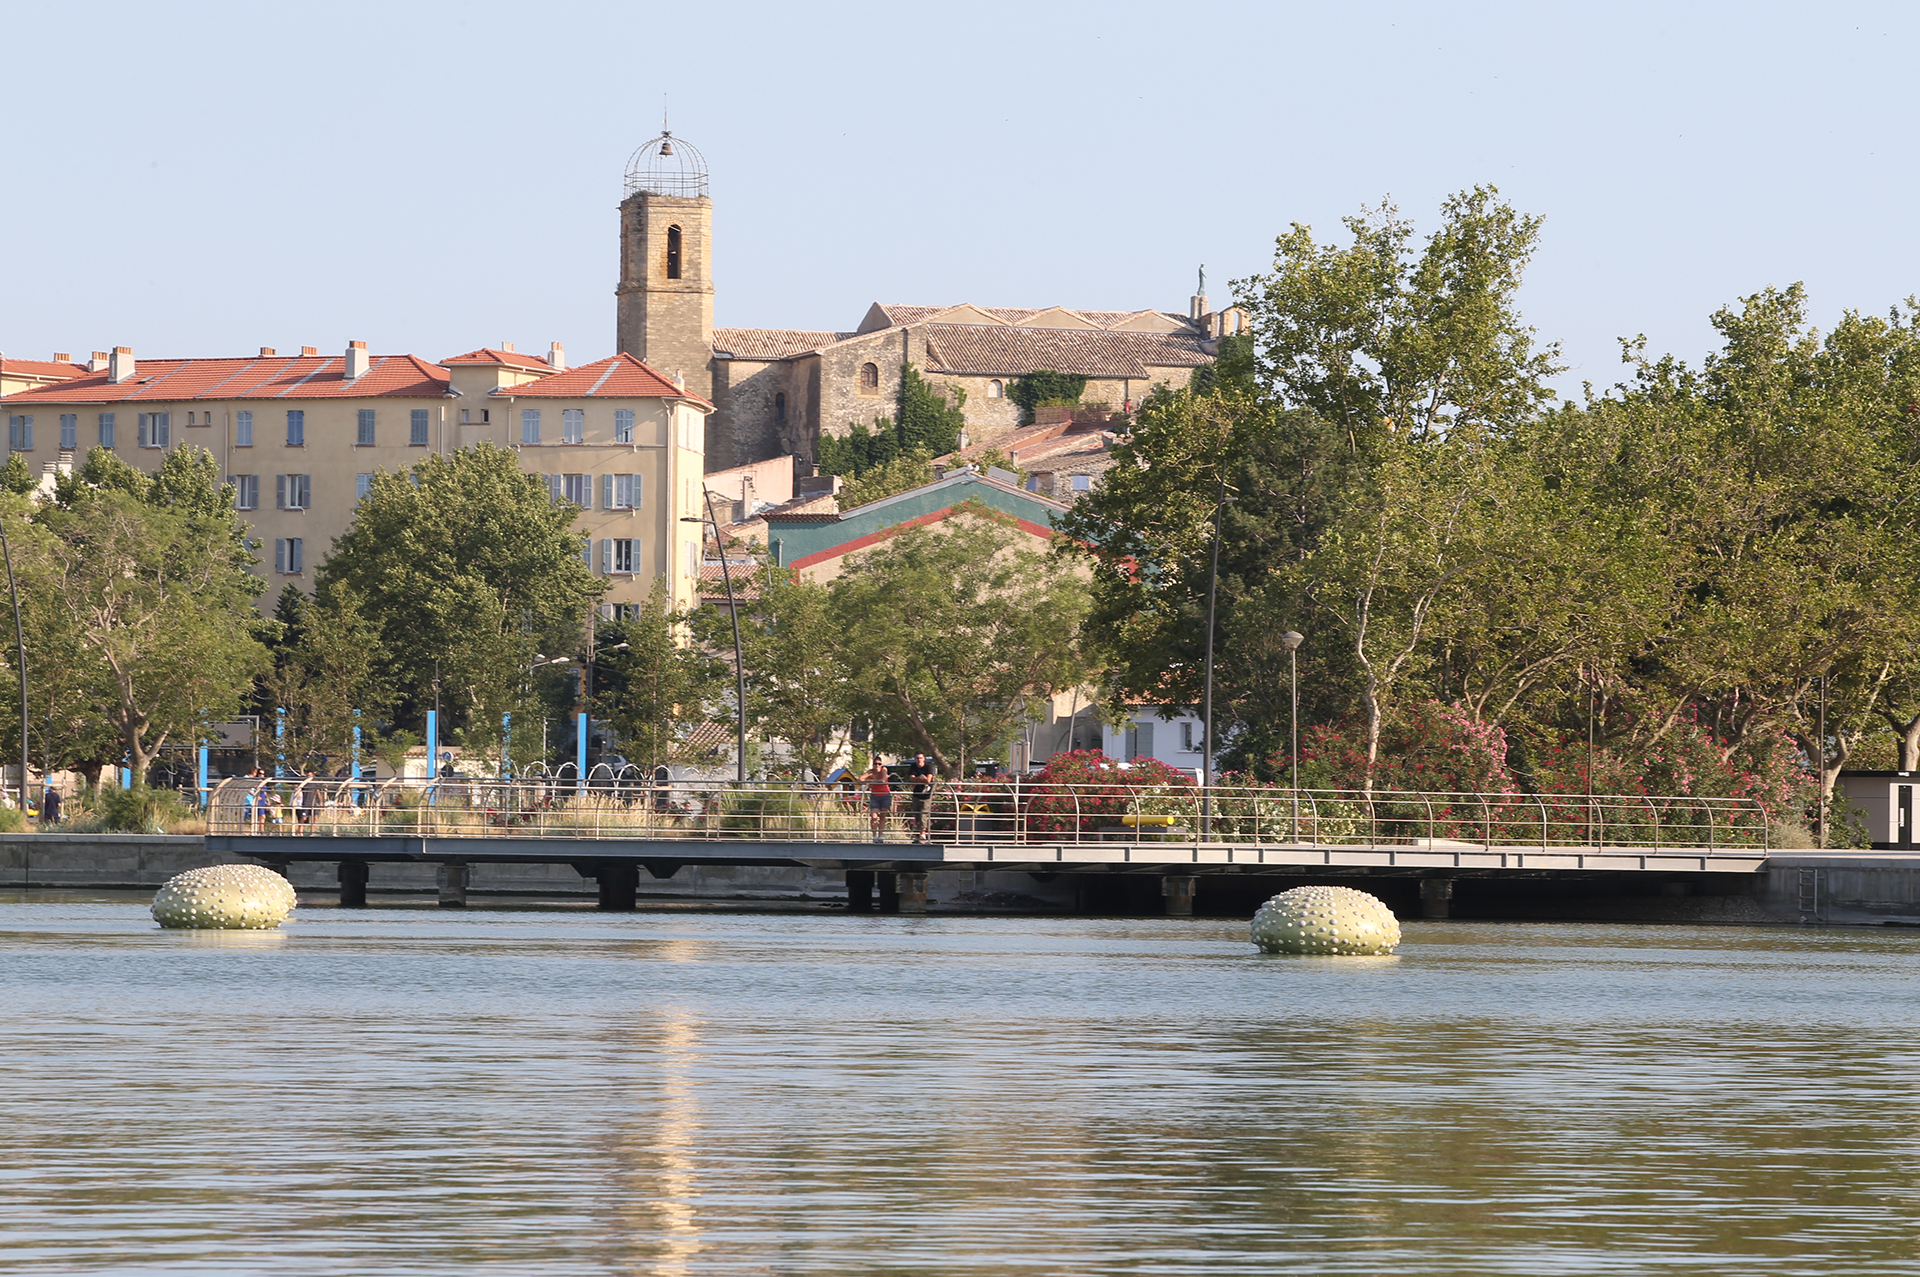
[859,753,939,842]
[237,769,336,831]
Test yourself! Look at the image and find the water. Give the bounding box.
[2,893,1917,1275]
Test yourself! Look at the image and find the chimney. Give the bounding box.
[501,341,515,353]
[345,340,370,380]
[300,346,318,357]
[260,346,277,357]
[108,347,135,383]
[53,352,70,363]
[546,341,566,371]
[673,369,686,392]
[88,351,109,372]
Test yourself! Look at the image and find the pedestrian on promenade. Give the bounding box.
[904,752,936,843]
[40,785,61,826]
[862,760,893,841]
[295,771,322,829]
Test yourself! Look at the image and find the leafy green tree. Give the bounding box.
[262,580,390,772]
[0,455,34,496]
[829,512,1091,775]
[837,450,936,509]
[318,444,601,738]
[1008,370,1088,424]
[712,568,850,777]
[597,582,726,772]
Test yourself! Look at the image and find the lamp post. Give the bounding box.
[1282,630,1303,841]
[1200,476,1234,837]
[683,492,747,783]
[0,503,26,820]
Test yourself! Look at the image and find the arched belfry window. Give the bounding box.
[858,362,880,395]
[666,225,683,280]
[987,379,1004,399]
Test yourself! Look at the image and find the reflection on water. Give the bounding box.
[2,893,1919,1274]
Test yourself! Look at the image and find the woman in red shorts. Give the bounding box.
[862,761,893,841]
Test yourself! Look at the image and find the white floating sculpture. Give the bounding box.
[1251,885,1401,955]
[152,864,298,930]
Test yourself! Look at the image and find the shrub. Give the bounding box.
[1023,749,1193,835]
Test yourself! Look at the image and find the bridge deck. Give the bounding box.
[209,834,1767,877]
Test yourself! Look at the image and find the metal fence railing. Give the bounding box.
[203,776,1772,853]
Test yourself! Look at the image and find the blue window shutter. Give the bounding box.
[601,538,612,574]
[276,474,286,509]
[137,414,149,448]
[581,474,592,510]
[275,539,287,573]
[291,538,302,574]
[603,473,613,509]
[156,412,170,447]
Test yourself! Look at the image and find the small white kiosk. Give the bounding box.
[1837,771,1920,848]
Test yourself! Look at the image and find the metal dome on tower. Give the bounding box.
[624,125,708,199]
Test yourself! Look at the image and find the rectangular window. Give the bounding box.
[410,408,429,446]
[286,409,304,446]
[356,473,373,501]
[520,409,541,445]
[602,473,642,510]
[275,537,304,574]
[356,408,375,446]
[59,414,77,450]
[99,412,116,448]
[233,475,258,510]
[234,410,252,447]
[137,412,170,448]
[1181,721,1195,752]
[1070,473,1092,492]
[611,538,635,574]
[561,473,591,507]
[562,408,584,444]
[277,474,311,510]
[614,409,634,444]
[7,415,31,451]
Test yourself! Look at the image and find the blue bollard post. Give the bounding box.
[425,709,437,800]
[502,712,512,780]
[576,712,587,794]
[198,746,209,808]
[275,708,286,778]
[351,710,362,804]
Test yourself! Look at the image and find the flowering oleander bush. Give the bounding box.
[1023,749,1195,835]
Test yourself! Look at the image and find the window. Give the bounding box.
[858,362,879,395]
[233,475,259,511]
[686,541,697,579]
[137,412,170,448]
[459,409,470,425]
[602,538,636,574]
[666,224,682,279]
[603,473,641,510]
[356,408,375,446]
[410,408,429,446]
[615,409,634,444]
[1181,721,1197,753]
[286,409,304,446]
[275,537,304,574]
[98,412,116,448]
[59,414,76,450]
[987,379,1003,399]
[277,473,311,510]
[774,392,786,425]
[356,473,373,501]
[234,410,252,447]
[7,415,32,451]
[481,408,489,424]
[1024,475,1040,492]
[561,473,592,507]
[1070,473,1092,492]
[1125,721,1155,761]
[521,409,541,445]
[562,408,584,444]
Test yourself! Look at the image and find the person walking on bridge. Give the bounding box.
[904,752,936,843]
[862,760,893,842]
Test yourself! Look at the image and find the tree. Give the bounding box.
[262,580,389,773]
[836,450,936,509]
[597,582,726,772]
[28,447,271,784]
[318,444,602,739]
[1008,370,1089,424]
[718,568,850,777]
[829,512,1090,776]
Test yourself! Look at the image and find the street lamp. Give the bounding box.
[1282,630,1304,842]
[583,641,628,767]
[0,503,26,820]
[1200,477,1235,837]
[683,493,748,783]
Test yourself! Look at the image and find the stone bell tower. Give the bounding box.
[615,130,714,403]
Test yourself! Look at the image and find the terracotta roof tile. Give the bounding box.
[919,326,1209,379]
[0,357,88,382]
[488,352,713,407]
[711,328,849,360]
[1,354,450,404]
[869,304,1196,332]
[440,347,558,371]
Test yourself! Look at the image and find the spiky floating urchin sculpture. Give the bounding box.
[1251,885,1401,955]
[151,864,298,930]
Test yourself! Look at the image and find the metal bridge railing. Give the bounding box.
[203,776,1772,853]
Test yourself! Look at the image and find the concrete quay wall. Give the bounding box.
[1761,855,1920,924]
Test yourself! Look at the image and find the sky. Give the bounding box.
[3,0,1916,399]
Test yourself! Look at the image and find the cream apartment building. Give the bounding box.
[0,341,712,613]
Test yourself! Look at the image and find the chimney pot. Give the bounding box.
[546,341,566,371]
[300,346,318,357]
[260,347,276,357]
[501,341,515,353]
[108,347,136,384]
[345,340,370,380]
[53,352,70,363]
[88,351,109,371]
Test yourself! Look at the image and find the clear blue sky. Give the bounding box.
[4,0,1914,398]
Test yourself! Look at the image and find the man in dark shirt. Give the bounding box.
[904,752,937,843]
[40,786,61,826]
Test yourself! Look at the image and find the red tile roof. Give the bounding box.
[711,328,849,360]
[440,347,559,371]
[919,326,1209,378]
[487,352,714,407]
[0,354,451,404]
[0,357,88,382]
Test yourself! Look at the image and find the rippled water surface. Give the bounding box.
[3,893,1918,1274]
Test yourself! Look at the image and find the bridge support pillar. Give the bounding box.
[878,872,900,913]
[337,858,368,908]
[1161,874,1197,917]
[846,869,875,912]
[1420,878,1453,919]
[597,862,639,910]
[895,872,929,914]
[437,862,469,909]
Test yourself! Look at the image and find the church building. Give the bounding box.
[613,131,1242,473]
